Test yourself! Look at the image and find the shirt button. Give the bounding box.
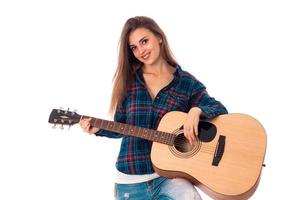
[156,96,160,100]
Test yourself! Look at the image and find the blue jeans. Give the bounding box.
[115,177,202,200]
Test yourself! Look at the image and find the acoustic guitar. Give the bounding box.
[48,109,267,200]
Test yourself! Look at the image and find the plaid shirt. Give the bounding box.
[96,65,228,174]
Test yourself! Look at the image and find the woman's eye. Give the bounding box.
[130,47,136,51]
[142,39,148,44]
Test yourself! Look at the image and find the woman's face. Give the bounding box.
[128,28,162,66]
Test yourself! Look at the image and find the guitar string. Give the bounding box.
[173,147,215,153]
[103,126,216,154]
[172,144,215,152]
[109,124,216,147]
[173,139,216,150]
[109,124,217,153]
[173,143,216,151]
[172,141,215,149]
[88,120,223,155]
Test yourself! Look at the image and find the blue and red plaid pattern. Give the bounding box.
[96,65,228,174]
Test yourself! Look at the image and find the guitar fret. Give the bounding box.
[99,119,103,129]
[159,132,166,144]
[157,132,161,142]
[148,131,152,140]
[102,120,107,129]
[129,126,134,136]
[143,129,148,140]
[105,121,110,129]
[110,121,115,132]
[168,133,172,144]
[162,132,166,144]
[142,128,146,138]
[147,130,151,141]
[114,122,120,133]
[158,131,162,143]
[170,134,176,144]
[154,130,158,142]
[137,127,142,138]
[91,118,97,127]
[158,132,162,143]
[108,121,114,130]
[150,130,155,141]
[159,132,165,143]
[161,132,169,145]
[155,131,161,142]
[154,131,157,142]
[143,129,148,137]
[123,124,129,136]
[166,132,171,144]
[149,130,153,141]
[160,132,166,143]
[164,132,168,144]
[111,121,117,132]
[167,132,172,144]
[156,131,161,142]
[119,123,125,134]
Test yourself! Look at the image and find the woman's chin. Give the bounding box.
[141,60,153,65]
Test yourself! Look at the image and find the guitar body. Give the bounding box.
[151,111,267,200]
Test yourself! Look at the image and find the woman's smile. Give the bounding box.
[141,52,150,60]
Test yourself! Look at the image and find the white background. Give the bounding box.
[1,0,299,199]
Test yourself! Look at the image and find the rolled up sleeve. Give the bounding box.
[189,81,228,120]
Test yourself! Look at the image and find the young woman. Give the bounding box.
[80,16,228,200]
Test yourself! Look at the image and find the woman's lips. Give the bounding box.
[141,52,150,60]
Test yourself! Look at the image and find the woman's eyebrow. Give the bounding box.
[138,36,147,44]
[129,36,147,47]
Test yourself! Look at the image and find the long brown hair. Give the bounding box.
[109,16,178,114]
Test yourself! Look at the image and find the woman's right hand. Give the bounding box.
[79,118,100,134]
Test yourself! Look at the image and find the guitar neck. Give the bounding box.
[82,116,175,145]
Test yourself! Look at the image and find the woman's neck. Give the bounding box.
[143,60,174,76]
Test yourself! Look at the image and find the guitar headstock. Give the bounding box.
[48,109,81,128]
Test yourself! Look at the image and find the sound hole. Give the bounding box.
[174,133,192,153]
[170,131,201,158]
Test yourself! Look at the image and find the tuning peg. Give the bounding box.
[57,108,63,113]
[71,109,78,116]
[52,124,57,129]
[64,108,70,114]
[57,107,64,113]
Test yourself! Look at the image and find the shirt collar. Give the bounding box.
[136,64,182,85]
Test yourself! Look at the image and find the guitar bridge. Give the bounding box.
[212,135,225,166]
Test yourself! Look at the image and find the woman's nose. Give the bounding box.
[138,46,146,56]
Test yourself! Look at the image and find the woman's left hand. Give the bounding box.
[184,107,202,145]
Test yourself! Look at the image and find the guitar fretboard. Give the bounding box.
[82,116,175,145]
